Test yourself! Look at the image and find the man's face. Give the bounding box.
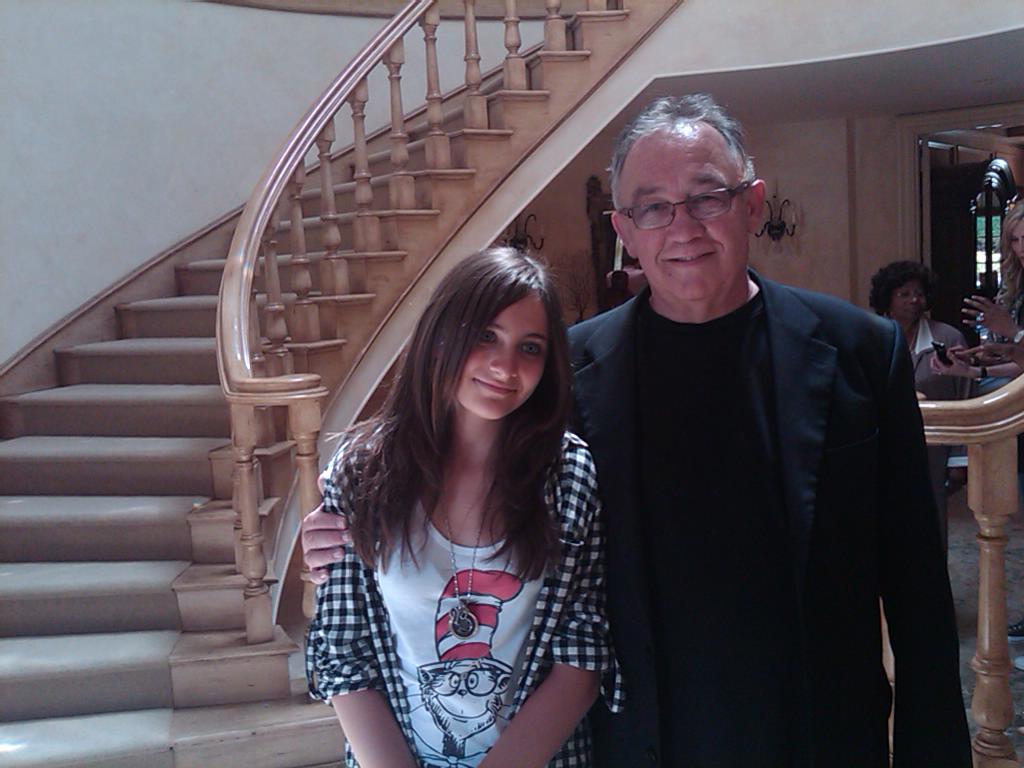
[611,123,765,323]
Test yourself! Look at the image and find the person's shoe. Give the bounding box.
[1009,619,1024,641]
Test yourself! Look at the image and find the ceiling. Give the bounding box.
[616,26,1024,134]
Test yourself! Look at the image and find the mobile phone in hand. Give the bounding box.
[932,341,952,365]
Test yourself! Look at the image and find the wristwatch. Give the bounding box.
[1013,329,1024,344]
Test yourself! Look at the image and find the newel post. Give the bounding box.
[231,403,274,644]
[967,437,1019,766]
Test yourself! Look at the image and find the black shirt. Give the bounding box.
[635,291,801,767]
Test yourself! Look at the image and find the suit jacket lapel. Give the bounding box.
[759,278,836,598]
[573,299,651,633]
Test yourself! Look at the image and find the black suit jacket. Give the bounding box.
[569,275,970,767]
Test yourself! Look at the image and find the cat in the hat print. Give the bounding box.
[413,569,523,767]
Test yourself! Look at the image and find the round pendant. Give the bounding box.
[449,603,479,639]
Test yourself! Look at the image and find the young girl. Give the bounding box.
[306,247,621,768]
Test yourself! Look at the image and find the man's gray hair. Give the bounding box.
[608,93,755,208]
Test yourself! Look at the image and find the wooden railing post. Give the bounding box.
[502,0,527,90]
[967,437,1019,766]
[462,0,488,128]
[385,40,416,211]
[286,165,320,342]
[260,210,293,378]
[317,120,349,299]
[421,4,452,169]
[350,77,382,254]
[289,397,324,621]
[544,0,566,51]
[231,404,274,644]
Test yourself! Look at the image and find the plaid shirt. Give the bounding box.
[306,431,624,767]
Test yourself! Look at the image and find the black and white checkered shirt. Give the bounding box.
[307,431,624,767]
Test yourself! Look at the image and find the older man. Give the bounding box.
[302,94,970,766]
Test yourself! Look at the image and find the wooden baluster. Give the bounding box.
[462,0,488,129]
[385,39,416,211]
[421,4,452,169]
[260,209,293,378]
[289,397,324,621]
[317,120,350,301]
[544,0,566,52]
[231,404,274,644]
[286,166,320,342]
[502,0,527,90]
[967,438,1019,765]
[248,294,266,379]
[350,77,382,255]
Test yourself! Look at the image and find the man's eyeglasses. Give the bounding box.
[618,181,752,230]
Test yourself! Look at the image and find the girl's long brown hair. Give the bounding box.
[340,247,572,580]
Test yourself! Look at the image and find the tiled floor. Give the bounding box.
[947,485,1024,752]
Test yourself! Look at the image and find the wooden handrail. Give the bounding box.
[920,373,1024,445]
[216,0,436,402]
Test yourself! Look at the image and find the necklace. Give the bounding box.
[442,508,483,640]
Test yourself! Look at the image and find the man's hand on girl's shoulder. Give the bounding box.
[301,504,351,584]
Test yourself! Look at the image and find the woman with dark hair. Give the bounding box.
[306,247,620,767]
[869,260,969,546]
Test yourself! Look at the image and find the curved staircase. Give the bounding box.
[0,1,680,765]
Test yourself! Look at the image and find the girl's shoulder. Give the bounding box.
[321,427,378,510]
[556,430,597,483]
[548,432,600,536]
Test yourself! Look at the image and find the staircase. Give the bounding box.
[0,1,679,765]
[0,274,343,766]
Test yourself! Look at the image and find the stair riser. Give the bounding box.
[57,352,219,385]
[170,652,289,709]
[117,307,217,339]
[0,402,229,438]
[275,220,353,256]
[0,456,215,496]
[0,521,191,562]
[294,179,392,219]
[487,97,552,132]
[0,664,172,722]
[0,594,181,637]
[173,718,345,768]
[176,587,244,632]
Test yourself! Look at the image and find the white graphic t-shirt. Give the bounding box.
[377,517,543,767]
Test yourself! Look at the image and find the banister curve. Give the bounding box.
[216,0,436,401]
[921,372,1024,445]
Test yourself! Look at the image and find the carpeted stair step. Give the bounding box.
[56,338,218,385]
[0,630,179,722]
[0,384,228,438]
[0,496,200,562]
[0,436,227,495]
[0,708,174,768]
[0,695,343,768]
[0,560,189,637]
[117,296,218,339]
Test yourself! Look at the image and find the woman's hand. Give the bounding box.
[967,341,1024,368]
[962,295,1018,338]
[930,345,976,379]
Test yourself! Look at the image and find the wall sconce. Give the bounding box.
[756,192,796,242]
[503,213,544,251]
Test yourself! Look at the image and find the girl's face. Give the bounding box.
[1010,220,1024,266]
[454,293,549,427]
